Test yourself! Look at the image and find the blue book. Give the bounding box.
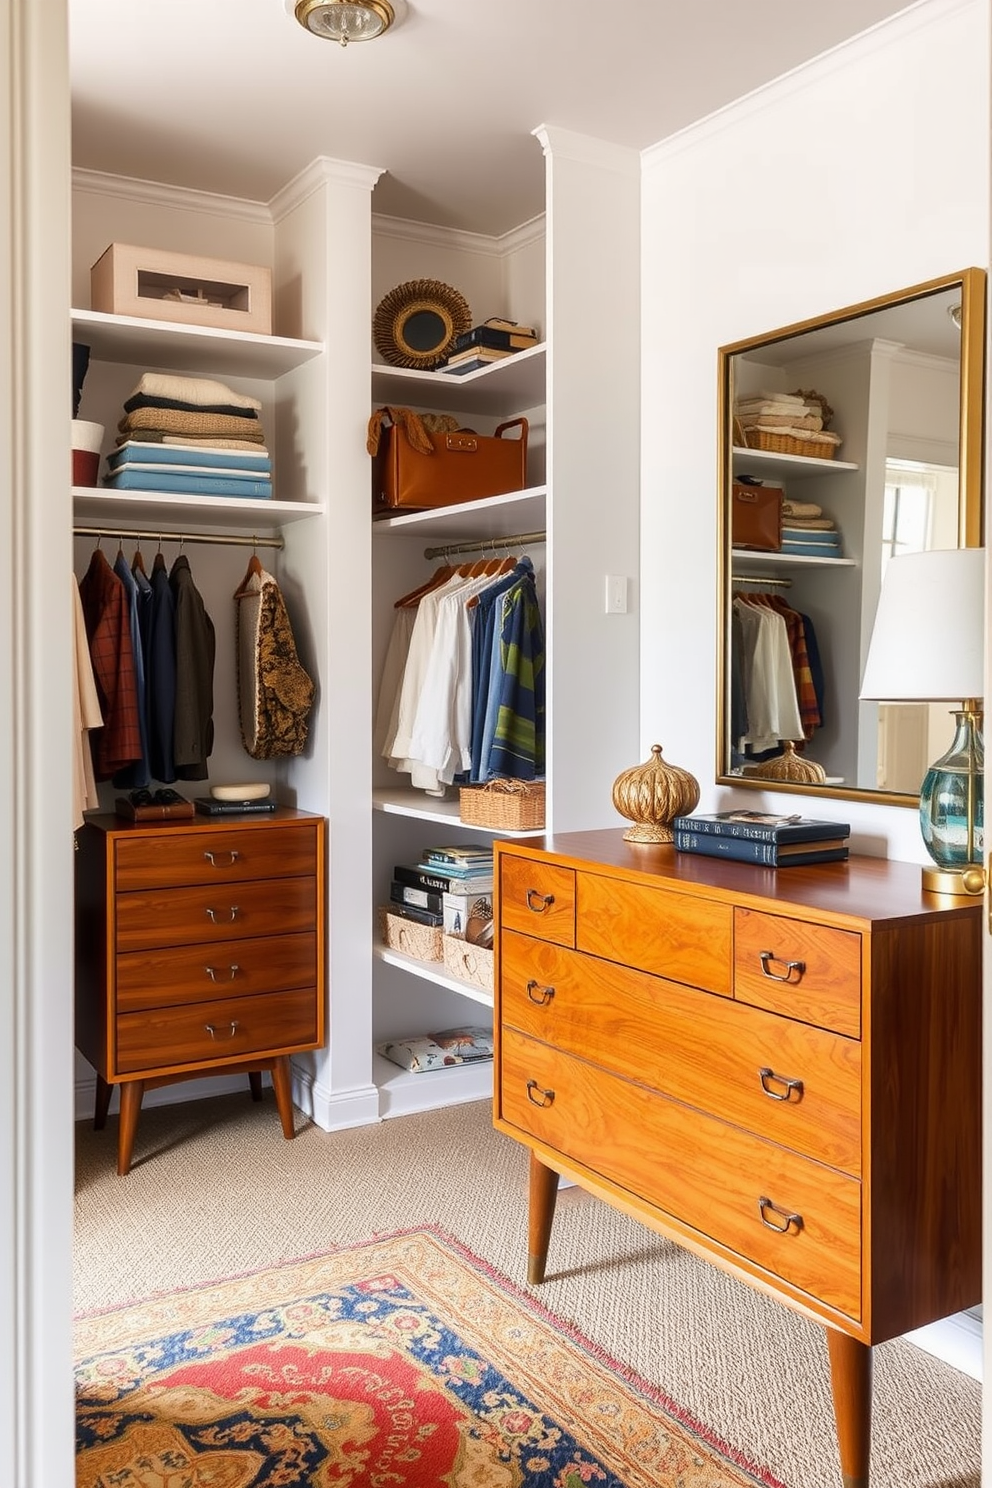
[673,827,849,867]
[673,811,850,844]
[108,441,271,473]
[103,469,273,499]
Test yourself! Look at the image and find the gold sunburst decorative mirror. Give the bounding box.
[373,279,472,370]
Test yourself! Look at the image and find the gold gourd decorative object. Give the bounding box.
[746,740,827,784]
[612,744,700,843]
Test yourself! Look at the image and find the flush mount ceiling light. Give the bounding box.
[294,0,394,44]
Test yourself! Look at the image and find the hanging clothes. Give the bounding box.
[144,551,178,783]
[733,593,802,753]
[485,563,546,781]
[77,547,143,780]
[111,547,151,789]
[234,558,315,759]
[169,552,216,780]
[71,577,102,828]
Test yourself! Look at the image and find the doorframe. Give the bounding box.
[1,2,76,1482]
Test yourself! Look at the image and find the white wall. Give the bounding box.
[639,0,989,864]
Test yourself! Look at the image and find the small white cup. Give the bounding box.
[71,419,104,486]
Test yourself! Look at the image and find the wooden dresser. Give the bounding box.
[75,808,325,1174]
[493,829,981,1488]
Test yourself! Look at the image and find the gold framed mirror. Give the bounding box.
[717,268,986,806]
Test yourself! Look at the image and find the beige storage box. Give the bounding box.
[90,244,272,335]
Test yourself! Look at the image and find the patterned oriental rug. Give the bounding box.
[75,1226,786,1488]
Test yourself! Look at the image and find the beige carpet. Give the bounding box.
[74,1092,980,1488]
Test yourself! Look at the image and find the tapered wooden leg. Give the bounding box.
[117,1080,145,1176]
[248,1071,263,1102]
[94,1073,113,1130]
[528,1153,560,1284]
[270,1056,296,1139]
[826,1328,872,1488]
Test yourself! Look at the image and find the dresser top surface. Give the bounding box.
[83,806,322,837]
[495,828,980,929]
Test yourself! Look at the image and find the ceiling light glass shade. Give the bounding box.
[295,0,394,44]
[860,546,985,892]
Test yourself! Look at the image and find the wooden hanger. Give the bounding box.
[394,562,455,609]
[131,543,147,577]
[234,551,264,599]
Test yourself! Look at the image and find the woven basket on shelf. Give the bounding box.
[741,427,840,460]
[442,934,494,991]
[378,906,443,963]
[459,778,545,831]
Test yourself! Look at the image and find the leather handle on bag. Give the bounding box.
[494,416,528,459]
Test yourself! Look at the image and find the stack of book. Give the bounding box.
[389,842,494,938]
[103,441,273,499]
[444,318,538,376]
[672,811,851,866]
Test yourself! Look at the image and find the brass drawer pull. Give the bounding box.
[204,849,240,867]
[526,1079,555,1107]
[204,964,240,982]
[758,1196,804,1235]
[205,1020,240,1040]
[758,950,806,984]
[205,906,239,923]
[526,889,555,913]
[758,1066,804,1102]
[526,979,555,1005]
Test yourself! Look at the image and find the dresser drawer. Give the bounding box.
[115,877,317,952]
[116,988,318,1074]
[116,932,318,1012]
[500,856,575,946]
[500,1028,861,1319]
[500,932,862,1174]
[114,824,318,892]
[735,909,862,1037]
[577,872,732,996]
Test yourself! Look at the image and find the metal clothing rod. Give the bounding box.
[733,573,791,588]
[423,529,546,560]
[73,525,284,551]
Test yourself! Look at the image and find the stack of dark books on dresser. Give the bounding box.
[672,811,851,866]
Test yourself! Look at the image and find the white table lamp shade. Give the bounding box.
[859,547,985,702]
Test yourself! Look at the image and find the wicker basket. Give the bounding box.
[442,934,494,991]
[740,427,841,460]
[459,778,545,831]
[378,906,443,963]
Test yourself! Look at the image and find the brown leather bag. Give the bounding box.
[371,414,528,515]
[731,482,783,550]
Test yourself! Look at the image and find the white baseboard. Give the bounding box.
[903,1309,983,1381]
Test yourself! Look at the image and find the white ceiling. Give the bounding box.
[70,0,914,236]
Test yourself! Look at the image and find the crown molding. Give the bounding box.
[533,124,641,179]
[371,211,545,258]
[643,0,979,172]
[270,155,386,222]
[71,166,272,224]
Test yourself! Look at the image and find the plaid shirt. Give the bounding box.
[78,550,143,780]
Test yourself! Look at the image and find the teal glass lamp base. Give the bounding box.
[919,704,984,895]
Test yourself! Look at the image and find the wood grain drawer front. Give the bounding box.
[735,909,862,1038]
[116,932,318,1013]
[500,932,862,1174]
[115,877,316,952]
[114,824,317,892]
[116,988,318,1074]
[500,1028,861,1319]
[500,856,575,946]
[576,873,732,996]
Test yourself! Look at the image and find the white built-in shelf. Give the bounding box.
[731,548,856,571]
[374,1052,494,1119]
[372,487,546,544]
[732,445,860,481]
[372,343,546,419]
[374,943,494,1008]
[373,787,545,837]
[71,309,324,380]
[73,488,324,534]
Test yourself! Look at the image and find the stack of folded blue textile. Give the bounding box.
[103,372,272,499]
[778,498,843,558]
